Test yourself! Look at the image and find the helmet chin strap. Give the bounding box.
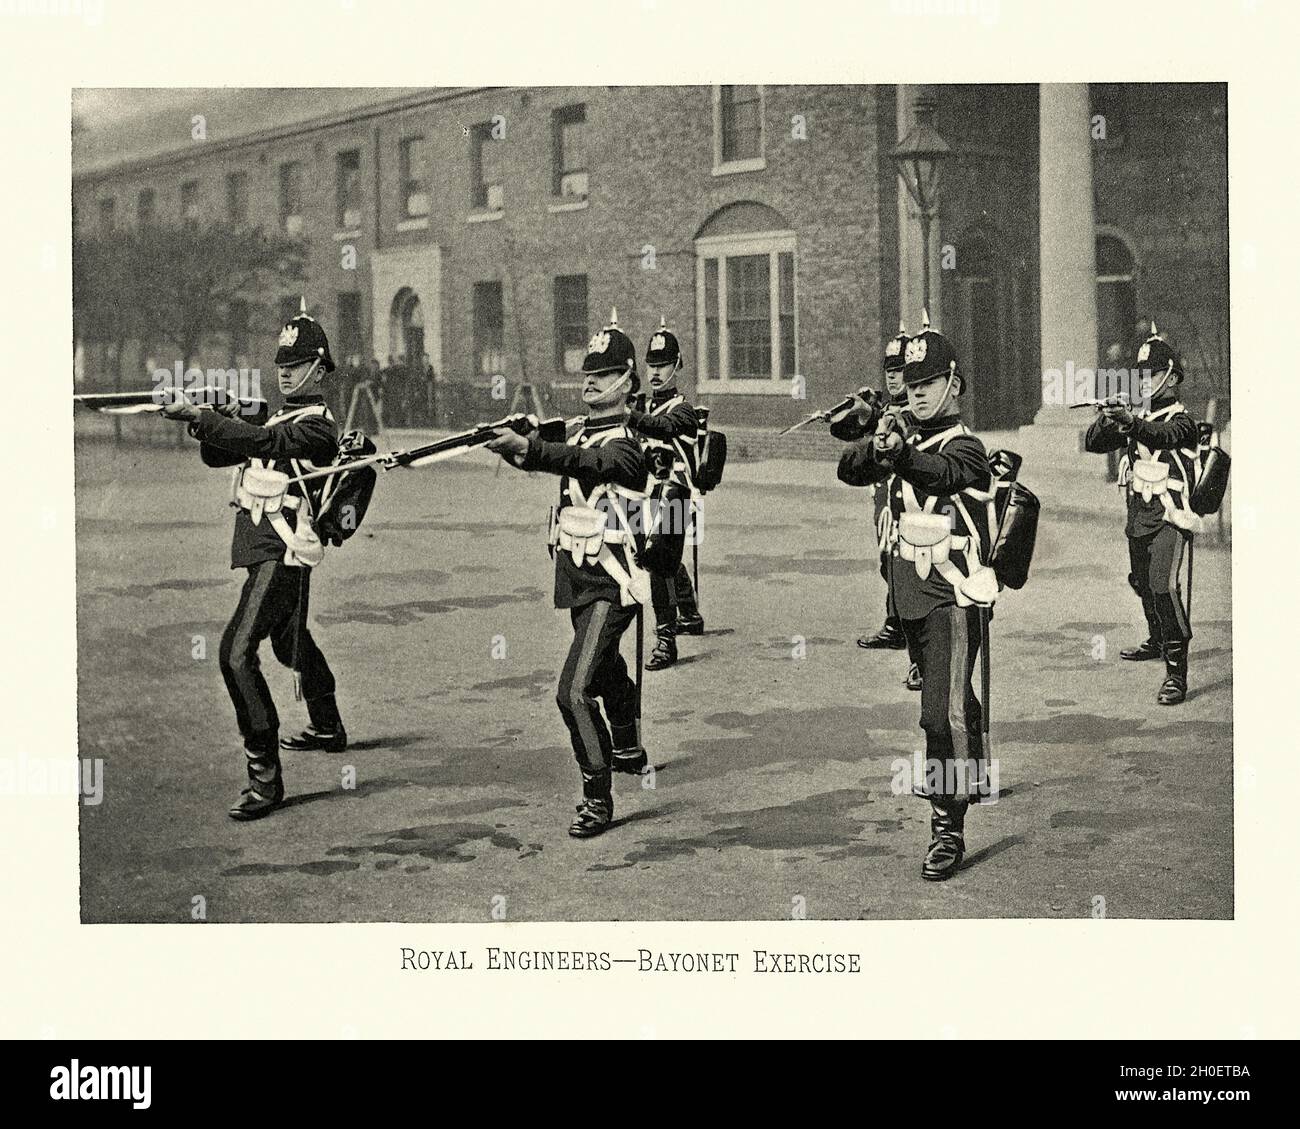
[281,358,322,397]
[909,363,959,422]
[1145,360,1176,404]
[598,366,634,400]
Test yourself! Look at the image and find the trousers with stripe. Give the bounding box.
[557,600,640,787]
[1128,526,1191,644]
[219,560,339,754]
[901,604,985,799]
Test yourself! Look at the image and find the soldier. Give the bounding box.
[486,314,651,838]
[837,323,995,881]
[160,308,347,821]
[1084,326,1198,705]
[832,325,923,692]
[626,317,704,671]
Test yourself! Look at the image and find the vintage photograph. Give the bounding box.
[71,83,1230,922]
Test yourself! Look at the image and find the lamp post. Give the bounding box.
[891,94,952,316]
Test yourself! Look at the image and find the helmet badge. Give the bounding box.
[279,324,300,348]
[588,330,611,354]
[905,337,928,364]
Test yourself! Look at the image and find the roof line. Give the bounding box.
[73,86,501,183]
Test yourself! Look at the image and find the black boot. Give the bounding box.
[569,770,613,838]
[612,746,649,775]
[1157,640,1188,705]
[645,632,677,671]
[676,603,707,639]
[905,663,923,692]
[921,797,968,881]
[858,618,907,649]
[280,724,348,752]
[228,750,285,821]
[1120,639,1163,661]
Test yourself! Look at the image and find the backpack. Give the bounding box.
[694,408,727,494]
[1189,420,1230,516]
[316,429,379,547]
[984,449,1039,592]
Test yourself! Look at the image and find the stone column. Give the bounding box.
[1036,82,1098,424]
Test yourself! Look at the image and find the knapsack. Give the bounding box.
[316,429,379,547]
[694,408,727,494]
[984,449,1039,592]
[1190,420,1230,516]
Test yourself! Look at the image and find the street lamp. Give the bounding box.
[891,94,952,316]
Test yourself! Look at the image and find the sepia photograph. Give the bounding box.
[68,81,1231,923]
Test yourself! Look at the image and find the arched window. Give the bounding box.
[1096,231,1137,364]
[695,201,797,391]
[389,288,425,366]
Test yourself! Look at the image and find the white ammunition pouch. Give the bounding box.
[549,427,652,607]
[229,404,331,567]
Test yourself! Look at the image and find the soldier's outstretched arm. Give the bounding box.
[1126,411,1198,451]
[1083,412,1126,453]
[837,437,889,487]
[892,434,991,496]
[520,433,646,491]
[187,411,338,465]
[626,402,698,442]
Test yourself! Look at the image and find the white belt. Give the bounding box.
[547,505,649,606]
[233,465,324,567]
[1128,458,1203,534]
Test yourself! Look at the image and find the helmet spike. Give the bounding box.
[659,315,667,331]
[898,320,907,335]
[1150,320,1159,337]
[609,306,619,329]
[299,295,307,315]
[921,308,931,331]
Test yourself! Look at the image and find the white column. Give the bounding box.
[1037,82,1098,423]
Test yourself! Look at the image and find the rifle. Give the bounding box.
[73,388,268,418]
[778,387,880,436]
[289,413,578,484]
[1068,392,1132,410]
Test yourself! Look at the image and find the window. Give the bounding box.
[552,104,587,198]
[553,275,589,374]
[696,230,798,388]
[98,197,115,230]
[472,281,504,377]
[470,122,504,211]
[337,291,364,367]
[713,86,765,173]
[336,149,361,230]
[399,135,430,218]
[1096,231,1138,365]
[181,180,201,225]
[225,171,249,226]
[279,161,304,234]
[137,188,155,227]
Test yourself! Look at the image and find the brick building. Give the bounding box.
[72,84,1228,433]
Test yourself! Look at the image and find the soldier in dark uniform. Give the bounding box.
[626,318,703,671]
[838,325,995,881]
[1084,328,1199,705]
[160,310,347,821]
[831,325,923,692]
[487,316,651,838]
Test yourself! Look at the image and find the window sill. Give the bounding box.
[697,377,800,395]
[712,156,767,177]
[395,216,429,231]
[467,209,505,224]
[547,198,589,213]
[333,229,363,241]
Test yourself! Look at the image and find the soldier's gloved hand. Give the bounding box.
[1102,403,1135,428]
[874,429,904,460]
